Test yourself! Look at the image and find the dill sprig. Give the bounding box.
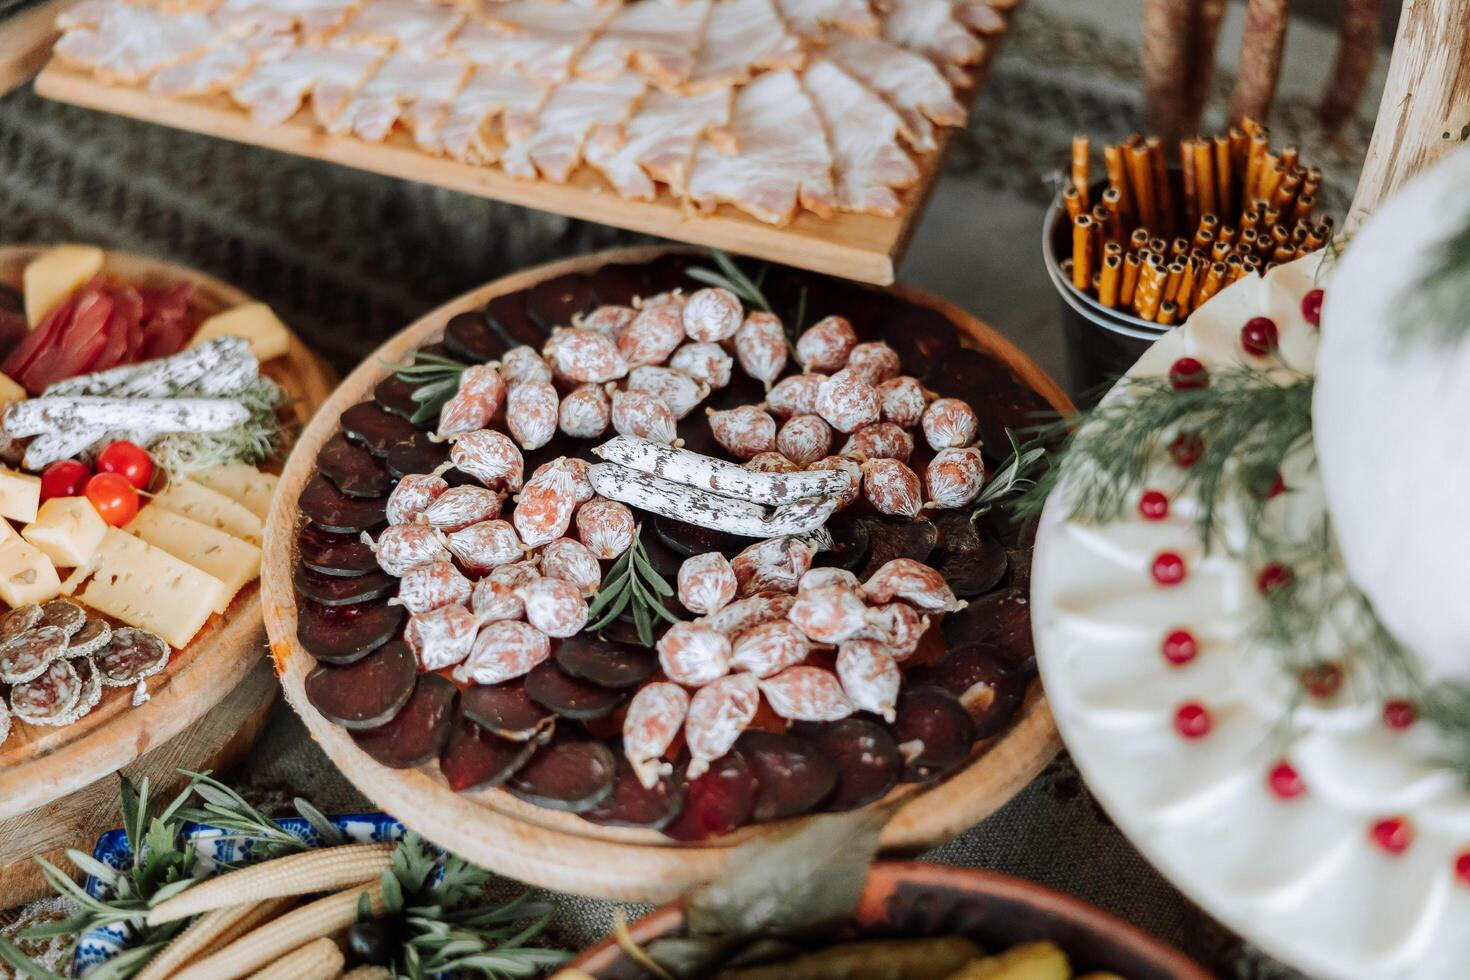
[381,351,471,426]
[586,526,682,646]
[148,378,289,477]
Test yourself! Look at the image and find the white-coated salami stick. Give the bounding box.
[42,337,258,398]
[592,435,850,507]
[4,396,249,439]
[589,462,839,537]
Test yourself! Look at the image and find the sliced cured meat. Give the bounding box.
[736,730,838,821]
[906,643,1023,738]
[70,656,103,720]
[775,0,879,38]
[654,514,744,559]
[0,626,68,684]
[813,513,870,573]
[859,517,938,577]
[66,619,113,658]
[296,599,405,665]
[825,35,966,152]
[553,634,659,689]
[328,54,470,142]
[386,433,451,480]
[340,401,419,456]
[891,687,975,782]
[0,604,41,644]
[219,0,358,39]
[501,75,645,183]
[802,60,919,217]
[374,374,420,420]
[487,293,547,351]
[794,718,902,811]
[527,275,599,332]
[293,562,397,607]
[637,524,684,579]
[577,0,708,85]
[148,40,256,99]
[584,755,686,830]
[299,523,380,577]
[352,673,457,769]
[229,46,385,128]
[933,512,1007,597]
[439,717,538,792]
[941,586,1033,671]
[663,750,758,840]
[38,598,86,638]
[687,71,835,226]
[334,0,464,59]
[304,640,416,730]
[10,659,83,726]
[443,310,509,364]
[882,0,985,84]
[95,627,170,686]
[461,681,552,741]
[298,475,387,534]
[453,2,613,87]
[524,661,627,720]
[506,734,617,813]
[686,0,803,91]
[54,5,216,85]
[317,433,391,499]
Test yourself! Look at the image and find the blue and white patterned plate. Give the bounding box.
[75,812,402,976]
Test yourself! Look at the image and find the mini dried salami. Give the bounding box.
[611,390,678,445]
[450,429,524,491]
[863,558,964,611]
[862,458,923,518]
[797,315,857,373]
[788,583,867,644]
[731,620,810,677]
[95,628,169,687]
[500,346,552,386]
[670,342,733,390]
[405,604,478,671]
[737,730,838,821]
[507,380,559,451]
[576,497,636,559]
[836,639,901,721]
[530,456,595,505]
[370,524,449,577]
[816,369,880,434]
[304,640,416,730]
[514,460,579,548]
[622,681,689,786]
[793,718,901,811]
[299,475,388,534]
[776,414,833,466]
[579,304,636,340]
[0,625,67,684]
[0,604,40,644]
[734,312,788,389]
[859,602,930,660]
[807,455,862,508]
[524,661,626,720]
[664,750,757,840]
[453,620,550,685]
[340,401,418,456]
[66,619,112,658]
[681,287,742,342]
[845,341,901,386]
[697,592,795,636]
[294,562,397,607]
[440,718,538,792]
[471,561,540,623]
[539,538,602,597]
[877,376,928,428]
[891,687,975,782]
[38,598,85,638]
[506,734,617,813]
[353,673,457,769]
[10,659,83,725]
[387,433,451,481]
[766,373,826,419]
[842,422,914,463]
[627,366,708,420]
[760,666,855,722]
[437,364,506,437]
[708,405,776,459]
[317,433,390,499]
[558,383,612,439]
[685,672,760,778]
[731,534,824,597]
[374,374,421,420]
[555,634,659,689]
[746,452,798,474]
[544,327,628,384]
[921,398,979,451]
[657,622,731,686]
[385,473,447,527]
[444,309,510,363]
[677,552,737,616]
[392,559,472,615]
[461,680,552,740]
[906,643,1024,737]
[799,566,864,593]
[585,755,687,830]
[518,577,588,638]
[422,485,503,532]
[300,524,380,577]
[618,303,684,366]
[296,600,406,665]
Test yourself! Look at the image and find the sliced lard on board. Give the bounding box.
[56,0,121,30]
[148,37,255,96]
[414,64,550,163]
[332,0,466,60]
[881,0,985,86]
[801,58,918,216]
[686,69,834,225]
[452,2,616,87]
[228,45,384,126]
[54,5,221,84]
[585,86,732,200]
[217,0,362,40]
[773,0,878,39]
[501,74,646,182]
[574,0,709,87]
[683,0,803,92]
[954,0,1007,34]
[326,55,470,141]
[824,34,964,152]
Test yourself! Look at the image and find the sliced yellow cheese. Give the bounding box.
[150,480,263,545]
[0,537,61,606]
[190,464,279,523]
[79,528,228,648]
[24,244,105,326]
[23,497,107,568]
[189,302,291,361]
[0,372,26,409]
[125,506,261,613]
[0,467,41,523]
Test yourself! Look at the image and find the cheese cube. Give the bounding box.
[190,302,291,362]
[0,373,25,409]
[125,507,261,613]
[23,497,107,567]
[0,537,61,606]
[79,528,228,648]
[150,480,263,545]
[24,244,105,325]
[0,467,41,523]
[190,464,279,523]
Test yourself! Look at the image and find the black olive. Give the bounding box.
[347,920,395,966]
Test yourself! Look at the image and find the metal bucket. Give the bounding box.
[1040,192,1170,405]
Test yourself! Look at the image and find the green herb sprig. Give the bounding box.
[972,429,1048,518]
[149,377,290,477]
[586,525,683,646]
[381,351,472,426]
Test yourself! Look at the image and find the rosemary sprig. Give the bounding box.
[972,429,1048,517]
[380,351,472,426]
[586,525,682,646]
[148,377,290,477]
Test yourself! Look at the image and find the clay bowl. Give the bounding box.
[262,245,1072,902]
[570,861,1212,979]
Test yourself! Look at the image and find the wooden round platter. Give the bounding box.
[262,245,1070,903]
[0,246,333,827]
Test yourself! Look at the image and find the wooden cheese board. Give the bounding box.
[0,245,333,903]
[261,244,1068,903]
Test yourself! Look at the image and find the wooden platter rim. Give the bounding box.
[0,244,334,819]
[261,244,1067,901]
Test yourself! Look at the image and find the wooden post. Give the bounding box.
[1348,0,1470,227]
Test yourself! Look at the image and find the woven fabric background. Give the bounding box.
[0,1,1381,975]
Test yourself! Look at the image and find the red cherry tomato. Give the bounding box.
[85,472,139,527]
[96,441,154,490]
[40,460,92,502]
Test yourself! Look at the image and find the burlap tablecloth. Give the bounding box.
[0,2,1381,975]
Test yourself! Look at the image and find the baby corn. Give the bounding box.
[244,937,344,980]
[136,898,294,980]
